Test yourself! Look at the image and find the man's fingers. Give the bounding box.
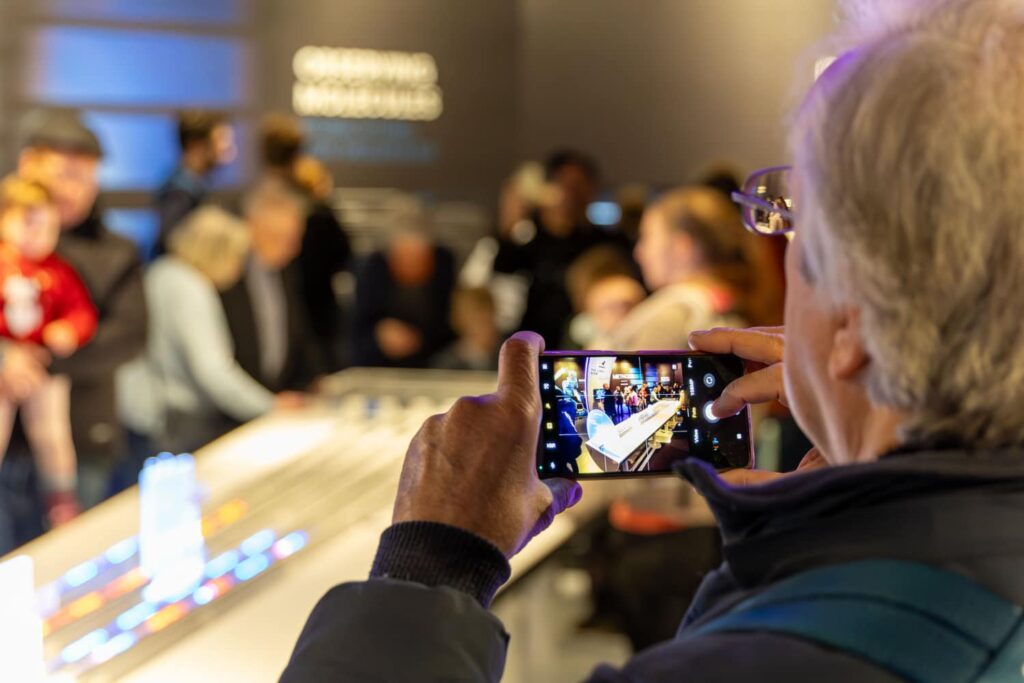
[515,479,583,556]
[712,364,787,417]
[688,327,784,366]
[496,331,545,400]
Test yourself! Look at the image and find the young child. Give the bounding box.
[0,175,98,527]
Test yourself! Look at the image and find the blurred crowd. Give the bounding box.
[0,107,789,553]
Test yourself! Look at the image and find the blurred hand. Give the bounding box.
[393,332,583,558]
[376,319,423,360]
[689,326,828,484]
[273,391,308,411]
[42,321,79,358]
[0,341,50,401]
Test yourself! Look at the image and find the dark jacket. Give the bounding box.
[51,211,147,463]
[351,247,455,368]
[219,260,320,394]
[280,447,1024,682]
[154,168,207,258]
[299,201,351,343]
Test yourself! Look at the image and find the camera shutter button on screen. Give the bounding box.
[702,402,720,424]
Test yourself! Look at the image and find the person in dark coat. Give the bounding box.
[278,2,1024,681]
[291,155,351,371]
[13,109,147,510]
[154,110,236,258]
[352,229,454,368]
[219,178,320,397]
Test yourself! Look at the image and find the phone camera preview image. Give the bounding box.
[537,353,751,478]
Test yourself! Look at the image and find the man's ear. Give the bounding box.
[828,305,869,381]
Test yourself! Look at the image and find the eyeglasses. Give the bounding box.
[730,165,795,236]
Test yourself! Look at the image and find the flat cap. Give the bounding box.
[18,108,104,158]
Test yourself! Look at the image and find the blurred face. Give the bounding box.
[389,233,435,286]
[634,209,695,291]
[248,202,304,269]
[18,148,99,229]
[552,164,595,223]
[584,275,646,335]
[211,124,238,167]
[0,204,61,261]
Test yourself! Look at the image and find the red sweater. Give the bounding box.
[0,245,98,346]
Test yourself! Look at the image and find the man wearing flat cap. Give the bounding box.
[6,108,147,511]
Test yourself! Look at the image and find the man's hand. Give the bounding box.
[42,321,80,358]
[0,341,51,401]
[688,326,826,484]
[393,332,583,557]
[689,326,787,417]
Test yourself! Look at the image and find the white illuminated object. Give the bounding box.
[139,453,206,604]
[584,399,681,471]
[0,555,44,682]
[292,45,443,120]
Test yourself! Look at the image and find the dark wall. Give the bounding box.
[259,0,519,208]
[518,0,836,187]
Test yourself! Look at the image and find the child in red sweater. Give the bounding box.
[0,175,97,527]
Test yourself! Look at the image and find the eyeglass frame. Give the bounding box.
[729,164,796,236]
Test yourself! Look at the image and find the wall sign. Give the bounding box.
[292,45,443,121]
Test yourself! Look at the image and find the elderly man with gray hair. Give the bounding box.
[280,1,1024,681]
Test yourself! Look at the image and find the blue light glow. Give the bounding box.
[234,554,269,582]
[61,629,109,664]
[83,112,177,191]
[64,561,99,588]
[587,201,622,227]
[205,550,240,579]
[104,537,139,566]
[240,530,275,557]
[26,26,250,107]
[192,584,217,606]
[40,0,245,25]
[115,602,157,631]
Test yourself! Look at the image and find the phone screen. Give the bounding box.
[537,352,751,478]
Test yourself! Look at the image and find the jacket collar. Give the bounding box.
[675,449,1024,587]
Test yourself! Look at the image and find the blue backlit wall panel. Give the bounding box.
[25,26,250,108]
[37,0,245,26]
[81,112,248,192]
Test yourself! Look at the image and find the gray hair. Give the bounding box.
[794,0,1024,447]
[168,206,250,290]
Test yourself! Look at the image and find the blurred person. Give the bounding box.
[0,175,97,527]
[219,178,320,395]
[564,244,643,347]
[595,186,753,351]
[492,150,628,346]
[118,207,303,455]
[281,1,1024,681]
[292,155,352,371]
[259,113,305,179]
[431,287,500,371]
[582,275,646,345]
[154,110,236,258]
[15,109,147,509]
[353,228,454,368]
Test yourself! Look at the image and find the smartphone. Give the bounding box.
[537,351,752,479]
